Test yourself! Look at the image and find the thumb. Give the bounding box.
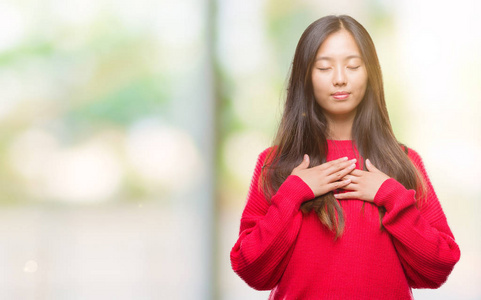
[296,154,310,170]
[365,159,379,172]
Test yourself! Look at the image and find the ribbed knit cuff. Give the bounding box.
[273,175,315,209]
[373,178,416,212]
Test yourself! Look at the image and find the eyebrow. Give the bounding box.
[315,55,362,62]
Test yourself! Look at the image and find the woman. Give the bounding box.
[230,15,460,299]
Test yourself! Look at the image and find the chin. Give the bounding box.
[325,108,358,119]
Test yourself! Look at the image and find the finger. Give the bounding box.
[342,182,358,190]
[341,174,359,183]
[348,169,364,177]
[365,159,379,173]
[334,191,359,199]
[325,158,357,175]
[293,154,310,171]
[327,162,356,182]
[318,156,349,170]
[326,179,351,191]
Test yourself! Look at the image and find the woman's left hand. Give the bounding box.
[334,159,390,202]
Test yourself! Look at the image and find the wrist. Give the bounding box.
[275,175,315,208]
[373,178,414,211]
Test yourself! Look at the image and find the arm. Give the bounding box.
[230,148,314,290]
[373,149,461,288]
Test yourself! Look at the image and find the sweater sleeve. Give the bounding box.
[372,148,460,289]
[230,148,314,290]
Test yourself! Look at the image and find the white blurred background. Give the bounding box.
[0,0,479,299]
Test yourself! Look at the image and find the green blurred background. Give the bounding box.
[0,0,479,299]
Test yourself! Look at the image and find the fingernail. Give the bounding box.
[366,159,371,164]
[351,158,357,163]
[304,154,308,161]
[350,164,356,168]
[342,157,348,161]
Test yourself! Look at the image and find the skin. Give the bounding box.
[290,29,390,203]
[336,159,390,201]
[311,29,368,140]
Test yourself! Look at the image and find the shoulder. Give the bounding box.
[401,144,426,173]
[259,146,274,158]
[257,146,278,165]
[405,147,422,162]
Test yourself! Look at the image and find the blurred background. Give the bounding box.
[0,0,479,299]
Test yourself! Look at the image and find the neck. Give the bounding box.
[326,113,355,140]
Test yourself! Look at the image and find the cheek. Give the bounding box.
[354,74,368,92]
[361,71,368,89]
[312,75,330,92]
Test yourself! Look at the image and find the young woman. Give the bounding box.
[230,15,460,299]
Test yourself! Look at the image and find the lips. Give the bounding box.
[332,91,350,100]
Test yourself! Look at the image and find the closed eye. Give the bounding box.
[348,66,360,70]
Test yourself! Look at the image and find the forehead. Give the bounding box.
[315,30,362,60]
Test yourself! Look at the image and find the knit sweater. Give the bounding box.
[230,140,460,300]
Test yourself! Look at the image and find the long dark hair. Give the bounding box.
[261,15,425,238]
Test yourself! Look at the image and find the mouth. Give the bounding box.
[331,91,350,100]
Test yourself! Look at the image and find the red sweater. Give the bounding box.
[230,140,460,299]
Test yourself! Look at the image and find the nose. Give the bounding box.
[333,67,347,86]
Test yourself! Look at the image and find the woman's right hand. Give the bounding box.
[290,155,356,197]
